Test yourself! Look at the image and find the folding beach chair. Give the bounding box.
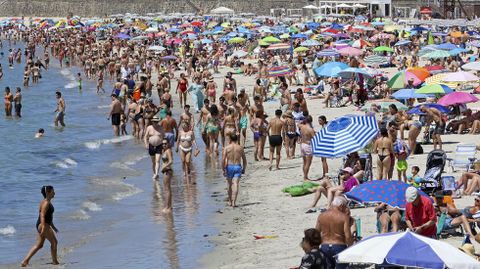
[447,144,477,172]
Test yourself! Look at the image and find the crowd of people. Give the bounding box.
[1,12,480,267]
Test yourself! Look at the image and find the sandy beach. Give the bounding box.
[200,63,480,268]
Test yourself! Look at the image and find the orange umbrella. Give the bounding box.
[406,67,430,81]
[450,31,462,38]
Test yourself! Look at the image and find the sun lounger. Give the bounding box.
[447,144,477,172]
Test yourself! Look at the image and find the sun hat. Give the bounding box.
[151,116,161,122]
[405,186,419,203]
[459,243,476,258]
[342,167,354,175]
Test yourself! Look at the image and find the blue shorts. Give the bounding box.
[226,164,242,179]
[443,217,455,231]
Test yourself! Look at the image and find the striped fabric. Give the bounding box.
[311,115,378,158]
[268,66,292,77]
[363,55,388,66]
[317,49,339,57]
[425,74,458,88]
[266,43,290,50]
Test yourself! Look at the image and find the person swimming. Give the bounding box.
[35,128,44,138]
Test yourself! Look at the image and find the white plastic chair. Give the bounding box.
[447,144,477,172]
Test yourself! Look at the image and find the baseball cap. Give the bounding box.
[342,167,353,175]
[405,186,418,203]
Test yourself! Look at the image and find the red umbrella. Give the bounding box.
[181,30,195,35]
[323,28,339,34]
[191,21,203,27]
[338,47,363,56]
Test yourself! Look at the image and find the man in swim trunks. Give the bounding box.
[299,115,315,181]
[237,89,250,147]
[144,116,165,179]
[160,110,178,147]
[420,105,445,150]
[108,94,123,136]
[54,91,65,127]
[222,134,247,207]
[267,109,285,171]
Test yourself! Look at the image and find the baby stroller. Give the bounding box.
[420,150,447,195]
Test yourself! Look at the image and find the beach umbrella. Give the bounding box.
[410,26,429,32]
[262,36,281,43]
[391,88,429,100]
[438,92,479,106]
[291,33,308,39]
[387,70,423,89]
[258,40,270,46]
[191,21,203,27]
[337,231,480,269]
[369,33,394,41]
[363,55,388,67]
[416,84,454,94]
[114,33,131,39]
[160,55,177,61]
[407,103,449,115]
[361,100,408,113]
[407,67,430,81]
[317,49,339,57]
[423,50,451,59]
[394,40,411,46]
[313,61,348,77]
[442,71,480,82]
[373,46,394,52]
[228,37,245,44]
[231,50,248,58]
[147,45,166,51]
[436,42,458,50]
[346,180,430,208]
[165,38,182,45]
[449,48,469,56]
[201,38,213,44]
[311,115,378,158]
[462,61,480,71]
[337,67,374,78]
[300,39,321,47]
[425,74,458,88]
[293,46,309,53]
[268,66,292,77]
[279,33,290,39]
[266,43,290,50]
[351,39,371,48]
[338,47,363,56]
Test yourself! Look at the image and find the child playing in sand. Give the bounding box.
[407,166,422,187]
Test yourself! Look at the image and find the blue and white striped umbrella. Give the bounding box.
[311,115,378,158]
[317,49,339,57]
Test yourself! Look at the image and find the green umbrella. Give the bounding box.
[423,50,450,59]
[289,26,299,33]
[258,40,269,46]
[294,46,309,52]
[279,33,290,39]
[387,71,406,89]
[262,36,281,43]
[361,100,408,113]
[373,46,394,52]
[228,37,246,44]
[415,84,454,94]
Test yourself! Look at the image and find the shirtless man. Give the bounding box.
[249,95,264,122]
[315,196,352,269]
[279,82,291,112]
[292,88,308,114]
[160,111,178,147]
[258,60,269,92]
[54,91,65,127]
[299,115,315,181]
[237,89,250,146]
[222,134,247,207]
[198,99,211,153]
[179,105,194,130]
[267,109,285,170]
[13,87,22,117]
[420,105,445,150]
[253,79,266,101]
[144,116,165,179]
[157,73,169,100]
[108,94,123,136]
[222,85,236,105]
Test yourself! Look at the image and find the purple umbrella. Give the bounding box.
[160,55,177,61]
[114,33,131,39]
[437,92,479,106]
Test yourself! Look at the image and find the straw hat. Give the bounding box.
[284,110,293,118]
[459,243,477,258]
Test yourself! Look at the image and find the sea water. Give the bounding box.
[0,43,222,268]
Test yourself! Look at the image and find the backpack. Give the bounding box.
[414,143,424,155]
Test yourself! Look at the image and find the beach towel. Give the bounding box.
[282,182,319,197]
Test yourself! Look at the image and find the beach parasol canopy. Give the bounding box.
[114,33,131,39]
[268,66,292,77]
[228,37,245,44]
[361,100,408,113]
[346,180,430,208]
[436,42,458,50]
[437,92,479,106]
[462,61,480,71]
[293,46,309,52]
[337,231,480,269]
[311,115,378,158]
[302,5,319,9]
[262,36,281,43]
[353,3,367,8]
[363,55,388,67]
[387,70,423,89]
[313,61,348,77]
[317,49,340,57]
[394,40,411,46]
[408,103,449,115]
[300,39,321,47]
[373,46,394,52]
[391,88,429,100]
[231,50,248,58]
[423,50,451,59]
[336,3,352,8]
[266,43,290,50]
[210,6,234,14]
[147,45,166,51]
[337,67,375,78]
[442,71,480,82]
[351,39,371,48]
[425,73,458,88]
[338,47,363,56]
[415,84,454,94]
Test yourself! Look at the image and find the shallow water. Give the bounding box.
[0,42,223,268]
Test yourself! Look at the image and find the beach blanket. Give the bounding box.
[282,182,319,197]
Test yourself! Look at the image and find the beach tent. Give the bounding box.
[210,7,234,15]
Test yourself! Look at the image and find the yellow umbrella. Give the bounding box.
[228,37,246,44]
[279,33,290,39]
[207,22,217,28]
[258,40,269,46]
[384,24,403,32]
[294,46,309,52]
[262,36,281,43]
[221,22,230,27]
[425,73,458,88]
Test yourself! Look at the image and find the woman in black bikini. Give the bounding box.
[374,128,393,180]
[21,186,59,267]
[161,139,174,213]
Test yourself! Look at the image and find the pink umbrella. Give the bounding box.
[437,92,479,106]
[165,38,182,45]
[338,47,363,56]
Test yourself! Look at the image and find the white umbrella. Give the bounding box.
[337,3,353,8]
[210,7,234,14]
[353,4,367,8]
[462,61,480,71]
[442,71,480,82]
[145,27,158,33]
[303,5,319,9]
[320,5,332,8]
[147,45,166,51]
[231,50,248,58]
[337,231,480,269]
